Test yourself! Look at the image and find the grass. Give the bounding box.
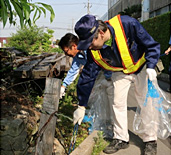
[55,75,90,154]
[52,74,110,154]
[92,131,109,155]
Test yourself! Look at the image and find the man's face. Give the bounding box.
[63,44,79,57]
[89,30,105,50]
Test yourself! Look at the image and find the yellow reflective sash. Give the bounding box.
[91,50,123,71]
[91,15,146,74]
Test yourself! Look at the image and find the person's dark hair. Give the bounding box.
[93,20,108,39]
[58,33,79,50]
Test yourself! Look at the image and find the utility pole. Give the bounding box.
[85,0,92,14]
[141,0,150,22]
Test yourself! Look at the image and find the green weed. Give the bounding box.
[92,131,109,155]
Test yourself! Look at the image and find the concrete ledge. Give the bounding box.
[70,130,98,155]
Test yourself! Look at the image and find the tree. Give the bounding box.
[0,0,55,28]
[6,25,54,55]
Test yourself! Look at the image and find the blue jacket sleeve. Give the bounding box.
[77,51,101,107]
[62,57,81,87]
[130,17,160,69]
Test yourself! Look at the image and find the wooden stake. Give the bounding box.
[35,78,61,155]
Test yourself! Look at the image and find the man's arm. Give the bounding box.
[131,17,160,69]
[73,51,101,125]
[62,57,81,87]
[129,16,160,81]
[77,51,101,107]
[60,57,82,98]
[165,36,171,55]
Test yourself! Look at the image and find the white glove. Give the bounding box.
[60,86,66,98]
[146,68,157,81]
[73,105,85,125]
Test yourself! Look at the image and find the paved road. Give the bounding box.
[100,79,171,155]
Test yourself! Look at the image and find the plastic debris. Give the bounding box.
[133,79,171,139]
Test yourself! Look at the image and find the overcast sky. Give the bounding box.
[0,0,108,40]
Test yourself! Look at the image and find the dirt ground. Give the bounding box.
[0,87,41,127]
[0,49,40,126]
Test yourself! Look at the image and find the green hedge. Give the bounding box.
[141,12,171,74]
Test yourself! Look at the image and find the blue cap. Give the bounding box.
[75,14,99,50]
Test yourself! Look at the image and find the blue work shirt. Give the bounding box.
[62,51,87,87]
[77,15,160,107]
[62,51,112,87]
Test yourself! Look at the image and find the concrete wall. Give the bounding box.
[100,12,108,21]
[150,0,171,11]
[108,0,171,19]
[108,0,141,18]
[122,0,142,9]
[108,1,122,19]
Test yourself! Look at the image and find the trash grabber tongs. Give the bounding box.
[68,123,79,154]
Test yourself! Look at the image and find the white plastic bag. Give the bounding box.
[86,72,113,138]
[133,79,171,139]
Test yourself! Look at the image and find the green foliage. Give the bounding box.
[49,47,64,53]
[47,28,54,34]
[6,26,54,55]
[75,123,89,147]
[60,75,79,106]
[31,95,43,105]
[92,131,109,155]
[119,4,141,19]
[57,75,89,153]
[0,0,55,28]
[141,12,171,73]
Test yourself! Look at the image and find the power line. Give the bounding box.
[42,26,73,31]
[50,3,84,5]
[1,26,73,31]
[91,1,108,15]
[90,3,107,6]
[84,0,107,14]
[50,2,107,6]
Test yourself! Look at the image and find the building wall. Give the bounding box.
[100,12,108,21]
[108,0,171,19]
[108,1,121,19]
[150,0,171,12]
[108,0,141,19]
[150,0,171,17]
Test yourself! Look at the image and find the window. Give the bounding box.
[108,0,119,9]
[3,39,7,44]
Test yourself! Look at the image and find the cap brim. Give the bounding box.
[77,33,94,50]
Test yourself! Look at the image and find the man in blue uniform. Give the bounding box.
[58,33,87,98]
[59,33,114,136]
[58,33,112,98]
[73,14,160,155]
